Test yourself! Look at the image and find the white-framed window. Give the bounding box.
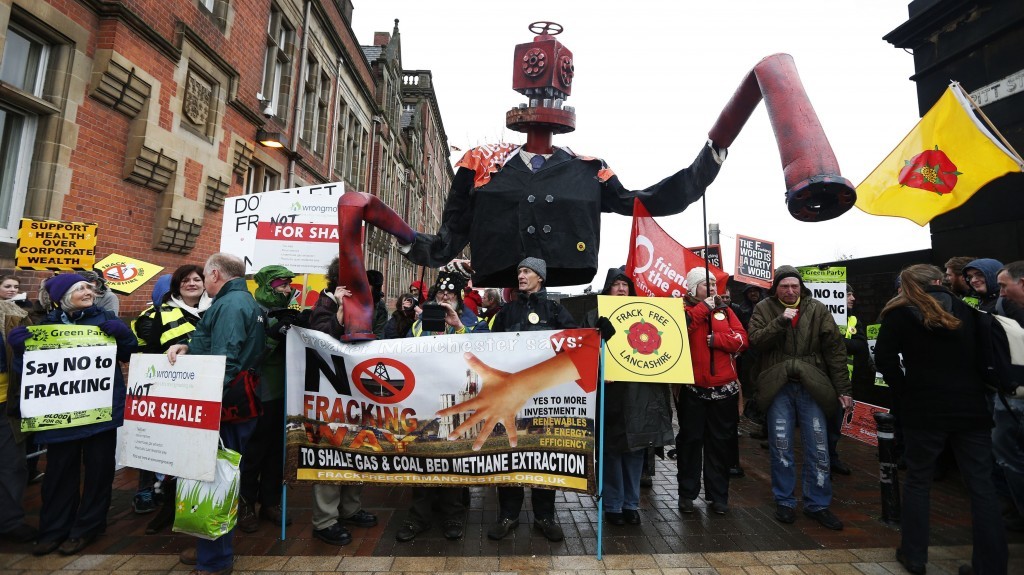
[0,24,49,242]
[244,160,280,195]
[261,5,293,119]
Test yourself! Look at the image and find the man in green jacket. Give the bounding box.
[748,265,851,532]
[168,252,266,575]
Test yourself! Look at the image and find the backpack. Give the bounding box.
[977,310,1024,398]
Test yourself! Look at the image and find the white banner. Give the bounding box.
[220,183,345,275]
[21,344,117,422]
[118,354,225,481]
[285,327,600,492]
[798,266,848,326]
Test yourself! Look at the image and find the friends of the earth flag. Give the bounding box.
[626,199,729,298]
[855,82,1023,226]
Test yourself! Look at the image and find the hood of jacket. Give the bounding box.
[907,284,957,323]
[151,274,172,305]
[964,258,1002,300]
[768,265,810,298]
[254,265,295,308]
[600,267,636,296]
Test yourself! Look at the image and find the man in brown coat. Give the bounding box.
[748,265,851,531]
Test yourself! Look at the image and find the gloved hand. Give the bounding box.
[442,259,474,279]
[269,308,300,324]
[6,326,31,354]
[99,319,134,341]
[596,316,616,342]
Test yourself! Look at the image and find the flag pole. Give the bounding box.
[596,338,606,560]
[954,82,1024,165]
[700,195,715,376]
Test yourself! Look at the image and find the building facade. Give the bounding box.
[0,0,452,316]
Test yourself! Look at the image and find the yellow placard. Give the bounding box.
[15,219,97,270]
[598,295,693,384]
[94,253,165,295]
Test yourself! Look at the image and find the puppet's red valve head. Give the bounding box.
[508,21,576,135]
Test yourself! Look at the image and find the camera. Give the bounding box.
[420,303,448,332]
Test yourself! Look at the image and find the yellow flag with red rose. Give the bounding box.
[855,83,1023,226]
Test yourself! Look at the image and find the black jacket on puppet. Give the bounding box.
[405,145,722,288]
[583,268,674,453]
[874,285,991,432]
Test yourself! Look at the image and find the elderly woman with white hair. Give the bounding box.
[675,268,748,516]
[7,273,136,556]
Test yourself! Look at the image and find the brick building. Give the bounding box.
[0,0,452,316]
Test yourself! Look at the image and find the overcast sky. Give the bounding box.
[353,0,930,291]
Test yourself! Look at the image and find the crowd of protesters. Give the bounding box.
[1,252,1021,575]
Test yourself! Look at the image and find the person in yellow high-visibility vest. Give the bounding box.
[131,265,210,534]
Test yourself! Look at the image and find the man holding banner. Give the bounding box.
[487,257,576,542]
[168,254,266,575]
[395,271,487,543]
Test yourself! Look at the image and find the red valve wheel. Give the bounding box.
[528,21,563,36]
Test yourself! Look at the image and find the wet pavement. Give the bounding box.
[2,419,1021,574]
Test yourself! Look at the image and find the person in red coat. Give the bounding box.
[676,268,748,515]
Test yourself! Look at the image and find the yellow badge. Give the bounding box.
[528,312,540,324]
[713,312,726,321]
[576,242,586,252]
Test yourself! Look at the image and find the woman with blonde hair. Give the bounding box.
[875,263,1006,575]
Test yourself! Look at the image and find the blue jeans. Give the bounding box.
[992,395,1024,516]
[196,419,257,572]
[766,382,832,511]
[602,449,645,512]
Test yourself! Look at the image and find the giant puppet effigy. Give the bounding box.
[335,22,856,341]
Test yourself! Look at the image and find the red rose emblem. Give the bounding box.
[625,319,663,355]
[898,146,963,195]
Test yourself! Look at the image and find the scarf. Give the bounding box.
[169,293,212,319]
[778,296,801,327]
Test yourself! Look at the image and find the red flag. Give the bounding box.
[626,199,729,298]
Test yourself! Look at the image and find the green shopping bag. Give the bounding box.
[172,447,242,540]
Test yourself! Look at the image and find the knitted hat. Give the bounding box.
[518,257,547,282]
[685,267,711,296]
[434,271,466,294]
[45,273,88,306]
